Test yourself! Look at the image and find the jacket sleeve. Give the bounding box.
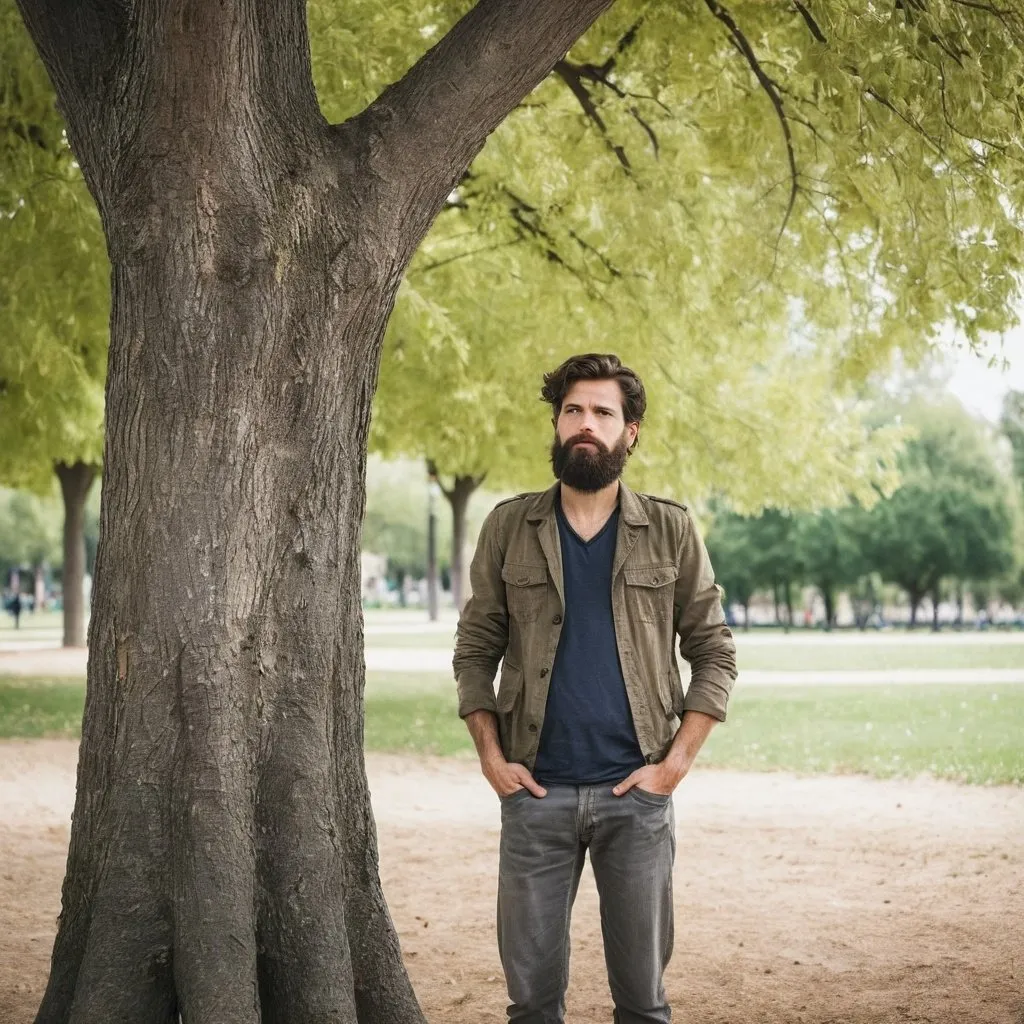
[453,507,510,718]
[674,512,738,721]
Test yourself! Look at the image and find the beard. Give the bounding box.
[550,430,630,492]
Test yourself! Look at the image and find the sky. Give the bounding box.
[943,325,1024,422]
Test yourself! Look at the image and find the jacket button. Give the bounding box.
[540,668,548,677]
[652,576,660,584]
[517,576,528,585]
[528,723,538,733]
[552,615,562,625]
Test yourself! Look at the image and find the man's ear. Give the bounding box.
[627,422,640,451]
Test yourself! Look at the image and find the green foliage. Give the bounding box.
[867,398,1016,608]
[4,0,1023,514]
[1002,390,1024,491]
[705,397,1019,618]
[316,0,1024,507]
[0,485,62,575]
[0,1,107,491]
[794,506,870,624]
[362,456,497,582]
[704,511,758,609]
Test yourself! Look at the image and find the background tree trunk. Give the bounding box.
[54,461,96,648]
[821,585,835,631]
[909,590,921,628]
[430,466,483,613]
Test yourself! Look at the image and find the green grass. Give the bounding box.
[4,673,1022,785]
[0,608,66,639]
[732,642,1024,672]
[362,630,1024,670]
[699,684,1024,785]
[0,677,86,738]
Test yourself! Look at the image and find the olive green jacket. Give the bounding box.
[453,481,737,769]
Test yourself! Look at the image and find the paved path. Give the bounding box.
[3,643,1022,685]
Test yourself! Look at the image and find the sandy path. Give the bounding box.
[1,741,1022,1023]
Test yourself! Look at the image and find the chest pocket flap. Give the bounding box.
[501,563,549,588]
[501,562,549,622]
[623,565,679,589]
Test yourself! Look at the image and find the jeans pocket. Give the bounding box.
[500,787,532,804]
[629,787,672,807]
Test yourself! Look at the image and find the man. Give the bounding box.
[453,353,738,1023]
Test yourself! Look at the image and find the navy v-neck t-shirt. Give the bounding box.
[532,496,646,786]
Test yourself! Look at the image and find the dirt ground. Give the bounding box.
[1,742,1021,1024]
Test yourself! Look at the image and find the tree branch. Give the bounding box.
[13,0,126,194]
[704,0,800,264]
[554,60,631,171]
[351,0,616,255]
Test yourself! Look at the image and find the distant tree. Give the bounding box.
[748,511,804,629]
[704,511,758,629]
[0,4,107,646]
[867,400,1015,628]
[794,506,868,629]
[1001,390,1024,492]
[0,486,62,584]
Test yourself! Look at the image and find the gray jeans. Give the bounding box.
[497,784,676,1024]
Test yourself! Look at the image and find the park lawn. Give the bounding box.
[0,608,66,640]
[361,677,1024,785]
[3,674,1022,785]
[0,677,86,738]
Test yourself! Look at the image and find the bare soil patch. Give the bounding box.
[1,741,1021,1023]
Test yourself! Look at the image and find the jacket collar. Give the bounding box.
[524,480,649,527]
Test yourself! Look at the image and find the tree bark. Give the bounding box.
[55,462,97,649]
[17,0,616,1019]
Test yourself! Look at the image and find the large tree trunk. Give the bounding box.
[18,0,615,1019]
[55,461,96,649]
[38,177,425,1024]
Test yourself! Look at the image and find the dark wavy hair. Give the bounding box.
[540,353,646,449]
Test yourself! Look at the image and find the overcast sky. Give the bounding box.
[943,324,1024,422]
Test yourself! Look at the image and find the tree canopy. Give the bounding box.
[5,1,1023,511]
[0,3,107,493]
[334,0,1024,508]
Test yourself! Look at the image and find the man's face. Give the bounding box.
[550,379,639,492]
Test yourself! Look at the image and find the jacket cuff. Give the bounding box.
[457,668,499,719]
[683,673,734,722]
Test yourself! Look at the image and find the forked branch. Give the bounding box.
[356,0,616,253]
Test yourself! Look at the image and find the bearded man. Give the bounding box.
[453,353,738,1024]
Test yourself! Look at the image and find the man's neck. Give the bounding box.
[559,480,621,527]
